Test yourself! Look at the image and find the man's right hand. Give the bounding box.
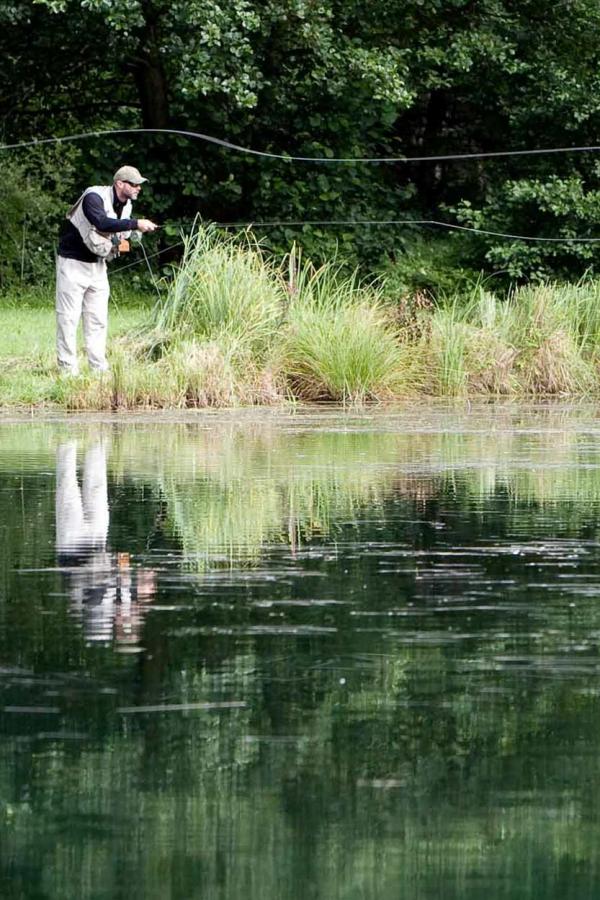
[137,219,158,233]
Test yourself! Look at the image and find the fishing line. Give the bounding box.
[138,238,163,301]
[6,127,600,272]
[2,127,600,164]
[112,217,600,277]
[114,240,184,274]
[218,219,600,243]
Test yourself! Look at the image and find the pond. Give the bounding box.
[2,404,600,899]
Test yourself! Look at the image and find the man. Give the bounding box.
[56,165,157,375]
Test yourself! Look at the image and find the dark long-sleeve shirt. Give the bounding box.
[58,188,138,262]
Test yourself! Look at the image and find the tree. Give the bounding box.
[2,0,600,280]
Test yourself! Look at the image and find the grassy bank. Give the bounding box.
[4,228,600,409]
[0,290,148,407]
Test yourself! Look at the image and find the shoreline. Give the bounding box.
[5,260,600,409]
[0,396,596,423]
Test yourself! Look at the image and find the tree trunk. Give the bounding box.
[133,56,170,129]
[130,3,171,128]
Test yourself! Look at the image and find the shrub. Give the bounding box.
[379,236,481,301]
[450,177,600,281]
[279,258,420,401]
[152,222,285,360]
[0,145,81,288]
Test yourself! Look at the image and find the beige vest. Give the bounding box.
[67,185,133,260]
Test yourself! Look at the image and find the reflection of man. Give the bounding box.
[56,439,155,645]
[56,440,109,557]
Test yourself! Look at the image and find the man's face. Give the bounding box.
[114,180,142,203]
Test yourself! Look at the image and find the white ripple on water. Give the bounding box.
[252,598,349,608]
[356,779,407,790]
[168,625,338,637]
[346,629,475,642]
[414,567,484,580]
[36,732,89,741]
[117,701,246,714]
[464,655,600,676]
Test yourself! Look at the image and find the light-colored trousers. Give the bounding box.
[55,440,109,554]
[56,440,115,643]
[56,256,110,373]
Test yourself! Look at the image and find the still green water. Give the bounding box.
[2,405,600,899]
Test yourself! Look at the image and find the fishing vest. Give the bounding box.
[66,185,133,260]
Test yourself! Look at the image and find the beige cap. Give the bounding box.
[113,165,148,185]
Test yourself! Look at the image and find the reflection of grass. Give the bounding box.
[156,429,403,568]
[4,408,600,567]
[163,478,283,568]
[116,416,600,569]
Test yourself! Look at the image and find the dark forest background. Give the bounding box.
[2,0,600,291]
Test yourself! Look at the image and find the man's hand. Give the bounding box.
[137,219,158,233]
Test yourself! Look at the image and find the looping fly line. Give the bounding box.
[113,218,600,275]
[2,127,600,164]
[218,219,600,243]
[4,128,599,251]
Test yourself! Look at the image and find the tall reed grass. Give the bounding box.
[127,229,422,405]
[151,223,284,360]
[425,279,600,397]
[5,225,600,408]
[278,253,422,401]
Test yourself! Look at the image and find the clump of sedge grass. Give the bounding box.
[427,293,517,396]
[427,307,469,397]
[53,340,283,411]
[426,281,599,397]
[503,283,596,395]
[278,253,419,402]
[151,221,284,360]
[162,340,281,408]
[10,229,600,408]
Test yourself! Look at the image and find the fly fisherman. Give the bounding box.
[56,165,158,375]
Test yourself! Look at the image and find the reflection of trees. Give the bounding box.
[2,641,600,899]
[2,409,600,896]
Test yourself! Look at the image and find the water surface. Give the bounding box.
[2,404,600,899]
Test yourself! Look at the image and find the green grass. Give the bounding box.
[277,251,425,402]
[0,279,153,310]
[424,280,600,397]
[150,224,284,359]
[0,304,149,407]
[5,230,600,408]
[0,307,145,359]
[279,297,416,402]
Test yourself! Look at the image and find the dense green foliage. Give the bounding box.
[2,0,600,285]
